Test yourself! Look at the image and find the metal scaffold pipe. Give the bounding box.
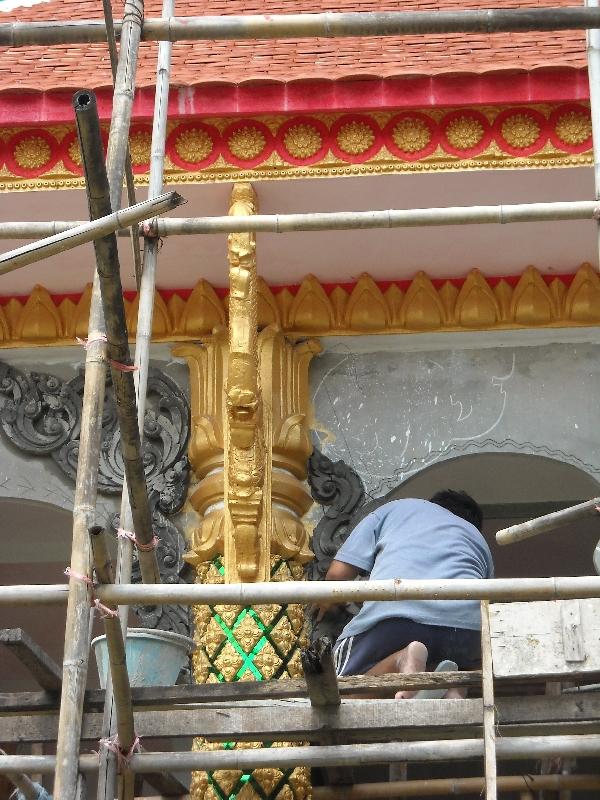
[2,575,600,607]
[496,497,600,544]
[1,735,600,774]
[4,8,600,46]
[0,200,597,240]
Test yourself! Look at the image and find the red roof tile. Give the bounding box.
[0,0,588,92]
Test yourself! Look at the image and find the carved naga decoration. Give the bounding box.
[225,183,268,582]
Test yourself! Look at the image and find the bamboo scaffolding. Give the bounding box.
[0,194,180,273]
[4,7,600,46]
[54,0,145,793]
[101,0,143,290]
[481,602,497,800]
[312,774,600,799]
[89,527,136,800]
[99,0,174,793]
[496,497,600,545]
[4,575,600,607]
[2,734,600,774]
[74,88,162,583]
[1,199,597,240]
[0,749,39,800]
[53,276,107,800]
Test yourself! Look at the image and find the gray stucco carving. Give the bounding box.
[311,340,600,498]
[0,358,192,635]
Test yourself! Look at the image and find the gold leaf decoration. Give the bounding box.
[346,273,389,330]
[175,128,213,162]
[501,114,540,148]
[555,110,592,145]
[445,116,484,149]
[14,136,51,169]
[392,117,431,152]
[283,123,322,158]
[510,266,556,325]
[336,120,375,155]
[228,126,266,160]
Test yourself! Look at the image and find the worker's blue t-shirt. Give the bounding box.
[335,499,494,639]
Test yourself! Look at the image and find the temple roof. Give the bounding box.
[0,0,588,92]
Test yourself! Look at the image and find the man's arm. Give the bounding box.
[314,559,361,621]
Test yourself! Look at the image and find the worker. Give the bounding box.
[316,490,494,698]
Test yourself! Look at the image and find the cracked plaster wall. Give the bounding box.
[310,333,600,499]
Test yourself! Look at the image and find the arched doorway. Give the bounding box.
[387,452,600,578]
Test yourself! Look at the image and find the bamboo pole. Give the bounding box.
[55,0,146,793]
[101,0,143,290]
[106,0,144,215]
[0,749,39,800]
[0,193,181,274]
[89,527,136,800]
[53,276,107,800]
[481,602,497,800]
[4,7,600,46]
[496,497,600,545]
[312,774,600,799]
[74,88,161,583]
[2,735,600,774]
[4,575,600,607]
[0,199,598,240]
[99,1,174,794]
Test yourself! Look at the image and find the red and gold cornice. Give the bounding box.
[0,102,592,191]
[2,264,600,348]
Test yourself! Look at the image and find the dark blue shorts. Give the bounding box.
[333,617,481,676]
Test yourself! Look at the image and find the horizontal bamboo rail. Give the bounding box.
[3,8,600,46]
[0,192,183,274]
[312,774,600,799]
[0,734,599,774]
[496,497,600,544]
[0,200,598,240]
[2,575,600,607]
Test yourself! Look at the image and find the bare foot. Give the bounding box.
[394,641,428,699]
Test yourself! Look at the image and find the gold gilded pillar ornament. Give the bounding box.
[175,182,321,800]
[226,183,268,583]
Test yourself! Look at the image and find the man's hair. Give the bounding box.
[429,489,483,531]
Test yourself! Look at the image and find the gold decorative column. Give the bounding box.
[174,183,321,800]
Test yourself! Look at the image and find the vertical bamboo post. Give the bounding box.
[53,278,107,800]
[481,601,497,800]
[55,2,145,796]
[101,0,143,289]
[99,0,173,796]
[587,0,600,270]
[89,527,136,800]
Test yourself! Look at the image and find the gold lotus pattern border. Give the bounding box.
[0,103,593,191]
[2,264,600,348]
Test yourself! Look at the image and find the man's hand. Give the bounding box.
[309,559,361,622]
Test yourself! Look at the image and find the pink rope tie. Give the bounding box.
[65,569,118,619]
[117,527,160,551]
[76,334,108,349]
[76,335,137,372]
[64,567,94,585]
[93,597,119,620]
[98,733,141,772]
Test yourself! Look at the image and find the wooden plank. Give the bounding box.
[561,600,586,662]
[0,628,62,691]
[489,599,600,678]
[0,672,483,713]
[2,694,600,745]
[481,602,497,800]
[302,637,353,787]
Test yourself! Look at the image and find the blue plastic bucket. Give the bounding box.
[91,628,195,688]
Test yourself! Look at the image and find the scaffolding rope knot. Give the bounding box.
[98,733,141,772]
[93,597,119,619]
[117,527,160,551]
